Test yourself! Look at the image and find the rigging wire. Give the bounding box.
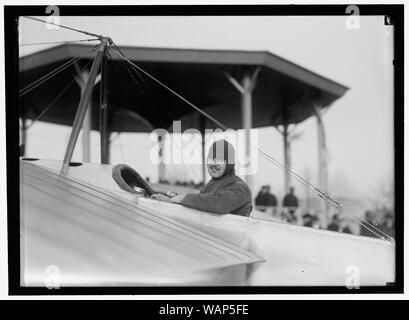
[19,15,393,241]
[109,44,175,124]
[107,57,158,135]
[25,59,94,130]
[19,38,100,46]
[19,44,100,97]
[107,50,170,175]
[110,43,394,241]
[20,56,81,97]
[103,51,126,164]
[110,45,331,198]
[107,49,168,131]
[107,47,168,130]
[22,16,101,38]
[107,50,171,177]
[106,50,140,113]
[337,206,393,240]
[108,45,203,185]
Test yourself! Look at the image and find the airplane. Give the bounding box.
[18,18,395,288]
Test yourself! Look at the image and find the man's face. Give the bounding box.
[207,158,227,179]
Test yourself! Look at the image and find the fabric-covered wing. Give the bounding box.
[20,160,263,286]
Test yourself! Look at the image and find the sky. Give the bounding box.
[19,15,394,205]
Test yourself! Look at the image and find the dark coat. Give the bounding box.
[182,172,252,216]
[360,222,379,238]
[381,222,395,238]
[283,193,298,207]
[327,222,339,232]
[255,192,277,207]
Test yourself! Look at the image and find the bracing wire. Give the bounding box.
[19,45,99,97]
[338,207,393,240]
[20,15,394,241]
[22,16,101,38]
[110,44,332,200]
[109,45,175,124]
[107,47,169,130]
[20,56,81,97]
[19,38,100,46]
[110,43,394,241]
[25,58,95,130]
[108,45,204,185]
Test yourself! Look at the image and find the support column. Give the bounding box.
[241,73,253,189]
[225,67,260,192]
[275,123,294,195]
[199,114,206,185]
[282,124,291,194]
[304,168,312,211]
[158,134,166,183]
[313,104,329,226]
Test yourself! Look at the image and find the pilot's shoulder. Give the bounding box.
[229,176,251,192]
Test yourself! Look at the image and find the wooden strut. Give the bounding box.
[313,103,329,227]
[100,45,110,164]
[74,65,91,163]
[61,39,108,175]
[224,67,260,190]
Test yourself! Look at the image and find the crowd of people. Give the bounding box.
[254,185,395,239]
[359,209,395,239]
[150,171,395,240]
[255,185,301,223]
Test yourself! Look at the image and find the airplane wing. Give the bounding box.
[20,160,263,286]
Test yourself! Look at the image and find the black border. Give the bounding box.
[5,4,404,295]
[0,300,403,318]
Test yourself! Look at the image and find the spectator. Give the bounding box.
[340,219,352,234]
[360,210,379,238]
[311,215,321,229]
[381,211,395,238]
[327,214,340,232]
[255,185,277,212]
[283,187,299,222]
[302,212,314,227]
